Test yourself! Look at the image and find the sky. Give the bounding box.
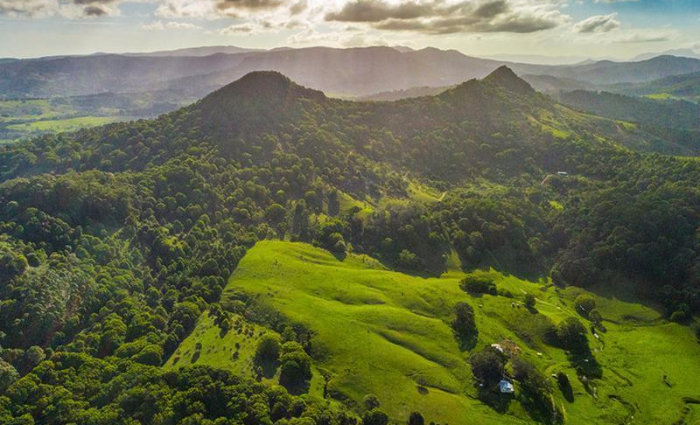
[0,0,699,61]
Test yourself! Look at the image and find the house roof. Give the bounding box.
[498,379,514,393]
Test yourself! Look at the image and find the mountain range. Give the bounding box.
[3,46,700,101]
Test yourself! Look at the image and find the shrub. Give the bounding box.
[556,317,588,352]
[588,309,603,325]
[255,334,281,364]
[461,275,497,296]
[279,342,311,389]
[408,412,425,425]
[524,294,536,309]
[363,394,380,410]
[452,302,477,344]
[0,359,19,392]
[132,344,163,366]
[670,310,688,323]
[574,295,596,318]
[396,249,422,270]
[362,409,389,425]
[469,347,505,385]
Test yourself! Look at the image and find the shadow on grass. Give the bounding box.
[456,333,478,351]
[280,376,311,396]
[570,349,602,380]
[256,358,279,379]
[331,251,347,261]
[476,386,511,413]
[557,374,575,403]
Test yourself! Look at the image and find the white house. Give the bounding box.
[498,379,514,394]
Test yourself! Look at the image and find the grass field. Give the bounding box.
[169,241,700,424]
[7,116,123,132]
[0,99,132,141]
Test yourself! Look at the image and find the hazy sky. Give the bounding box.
[1,0,699,60]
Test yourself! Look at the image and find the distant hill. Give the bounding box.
[123,45,262,57]
[521,74,597,95]
[559,90,700,153]
[607,71,700,103]
[3,46,699,102]
[0,53,252,98]
[560,90,699,130]
[633,48,700,61]
[354,85,451,101]
[512,55,700,85]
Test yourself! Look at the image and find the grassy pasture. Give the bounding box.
[170,241,700,424]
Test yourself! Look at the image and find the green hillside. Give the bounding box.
[168,241,700,425]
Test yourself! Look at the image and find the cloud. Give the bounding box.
[216,0,282,10]
[613,30,676,43]
[325,0,568,34]
[156,0,288,19]
[142,19,202,30]
[574,13,620,33]
[0,0,126,18]
[289,0,305,15]
[325,1,434,23]
[0,0,58,17]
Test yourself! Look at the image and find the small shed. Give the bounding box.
[498,379,514,394]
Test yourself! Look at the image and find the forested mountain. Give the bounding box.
[558,90,700,154]
[0,69,698,425]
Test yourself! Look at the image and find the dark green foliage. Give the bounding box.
[556,318,589,353]
[408,411,425,425]
[0,359,18,392]
[574,295,596,318]
[461,275,497,296]
[512,357,560,424]
[362,409,389,425]
[452,302,478,349]
[0,354,352,424]
[255,334,281,364]
[363,394,380,411]
[559,90,700,155]
[278,342,312,391]
[524,294,536,309]
[470,347,505,386]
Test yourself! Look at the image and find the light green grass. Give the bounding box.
[337,191,373,216]
[182,241,700,424]
[0,99,71,123]
[406,180,443,203]
[548,200,564,211]
[7,116,122,132]
[616,120,638,130]
[644,93,673,100]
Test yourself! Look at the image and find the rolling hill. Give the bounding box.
[167,241,700,425]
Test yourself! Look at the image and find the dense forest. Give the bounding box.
[0,68,698,424]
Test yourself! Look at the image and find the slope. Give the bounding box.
[168,240,700,425]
